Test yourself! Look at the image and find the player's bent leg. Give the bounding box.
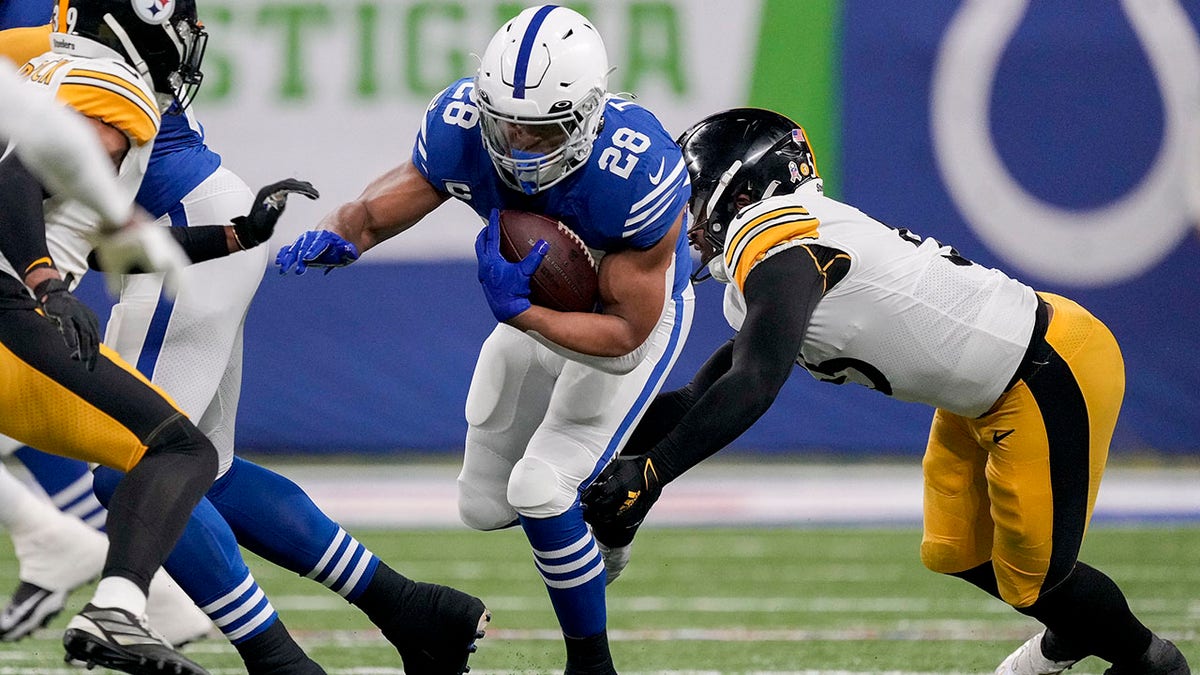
[92,465,324,674]
[460,324,556,530]
[206,456,487,675]
[0,464,106,641]
[508,456,612,674]
[920,409,994,576]
[67,415,218,675]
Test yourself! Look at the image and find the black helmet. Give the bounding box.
[54,0,208,111]
[676,107,819,280]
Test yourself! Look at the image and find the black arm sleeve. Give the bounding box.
[0,148,52,279]
[621,339,734,456]
[646,245,829,483]
[86,225,230,271]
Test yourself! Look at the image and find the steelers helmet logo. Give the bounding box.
[131,0,175,25]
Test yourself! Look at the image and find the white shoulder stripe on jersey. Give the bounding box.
[624,168,686,230]
[60,73,158,122]
[726,211,819,269]
[624,172,687,237]
[415,114,430,162]
[628,157,685,214]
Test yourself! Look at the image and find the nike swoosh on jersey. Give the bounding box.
[992,429,1015,443]
[648,158,665,185]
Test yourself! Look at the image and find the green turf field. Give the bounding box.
[1,525,1196,674]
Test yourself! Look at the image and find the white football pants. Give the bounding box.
[457,281,693,529]
[104,167,265,477]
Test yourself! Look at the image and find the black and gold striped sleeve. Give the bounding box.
[724,204,821,289]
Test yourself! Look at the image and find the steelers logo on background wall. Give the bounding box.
[132,0,175,25]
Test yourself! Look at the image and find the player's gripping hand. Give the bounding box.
[233,179,320,249]
[34,278,101,371]
[276,230,359,275]
[581,455,663,546]
[475,208,548,322]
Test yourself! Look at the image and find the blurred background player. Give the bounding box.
[582,107,1191,675]
[0,15,217,675]
[1,2,490,673]
[278,5,693,672]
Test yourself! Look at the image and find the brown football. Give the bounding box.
[497,210,599,313]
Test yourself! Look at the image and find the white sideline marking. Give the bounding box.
[262,462,1200,527]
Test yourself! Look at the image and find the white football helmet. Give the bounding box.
[475,5,609,195]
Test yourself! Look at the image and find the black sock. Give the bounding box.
[234,618,325,675]
[1020,562,1153,664]
[350,562,416,626]
[565,631,616,674]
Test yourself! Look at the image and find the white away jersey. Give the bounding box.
[721,182,1038,417]
[0,48,160,286]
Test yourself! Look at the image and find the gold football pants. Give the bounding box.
[0,305,184,472]
[920,293,1124,608]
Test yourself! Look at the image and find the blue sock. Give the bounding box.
[92,466,279,643]
[14,447,107,530]
[519,505,607,637]
[206,457,379,600]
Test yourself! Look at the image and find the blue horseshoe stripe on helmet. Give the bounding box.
[512,4,559,99]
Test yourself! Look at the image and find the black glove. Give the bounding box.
[581,455,663,547]
[34,278,100,371]
[231,178,320,249]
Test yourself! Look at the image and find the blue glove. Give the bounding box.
[475,208,548,322]
[276,230,359,275]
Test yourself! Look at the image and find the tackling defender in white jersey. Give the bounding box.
[583,108,1191,675]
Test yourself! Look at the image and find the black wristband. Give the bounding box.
[231,215,259,250]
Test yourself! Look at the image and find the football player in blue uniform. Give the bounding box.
[582,108,1192,675]
[0,3,489,674]
[278,5,694,672]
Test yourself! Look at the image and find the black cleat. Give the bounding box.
[0,582,68,641]
[379,582,489,675]
[1104,635,1191,675]
[63,603,210,675]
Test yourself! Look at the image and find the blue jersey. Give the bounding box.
[135,109,222,218]
[414,78,693,297]
[0,0,49,29]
